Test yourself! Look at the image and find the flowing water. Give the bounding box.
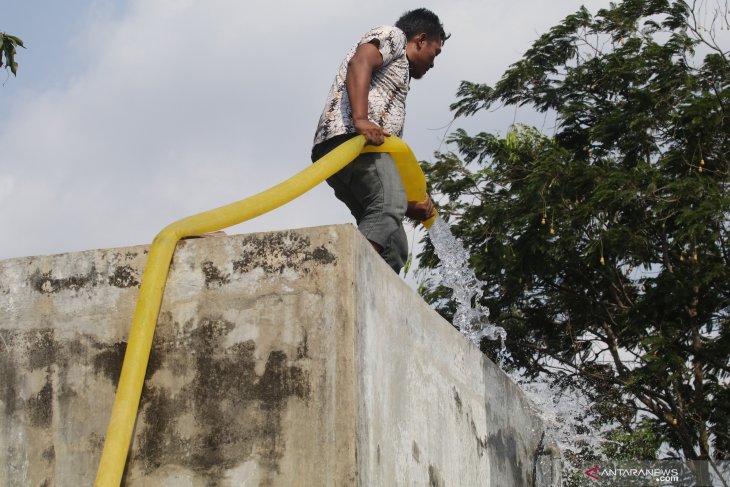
[426,216,506,346]
[426,215,607,470]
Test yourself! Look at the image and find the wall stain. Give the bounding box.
[453,387,463,415]
[112,250,140,262]
[64,338,86,361]
[428,464,444,487]
[108,265,140,288]
[136,386,190,472]
[133,317,311,485]
[27,374,53,428]
[28,267,98,294]
[471,418,488,457]
[91,339,163,389]
[201,261,230,288]
[42,445,55,463]
[2,328,172,478]
[311,246,336,265]
[296,331,309,360]
[28,329,56,370]
[412,440,421,463]
[92,341,127,388]
[5,240,318,483]
[0,341,18,416]
[232,232,336,274]
[487,427,526,485]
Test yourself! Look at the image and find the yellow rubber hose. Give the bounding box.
[93,135,435,486]
[362,138,436,228]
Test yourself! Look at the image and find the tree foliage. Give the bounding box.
[419,0,729,482]
[1,32,25,76]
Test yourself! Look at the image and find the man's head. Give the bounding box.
[395,8,449,79]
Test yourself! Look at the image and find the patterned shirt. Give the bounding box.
[313,25,410,147]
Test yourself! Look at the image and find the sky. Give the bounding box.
[1,0,617,262]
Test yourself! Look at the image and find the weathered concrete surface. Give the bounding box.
[352,229,545,486]
[0,224,547,486]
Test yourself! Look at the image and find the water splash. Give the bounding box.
[426,215,609,472]
[427,216,506,346]
[517,377,608,454]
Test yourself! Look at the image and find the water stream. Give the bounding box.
[426,216,506,346]
[426,215,604,472]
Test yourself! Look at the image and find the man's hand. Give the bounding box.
[406,194,435,221]
[354,118,391,146]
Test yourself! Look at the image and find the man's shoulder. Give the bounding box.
[359,25,407,46]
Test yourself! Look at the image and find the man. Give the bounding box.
[311,8,448,273]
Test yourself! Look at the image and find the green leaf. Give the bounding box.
[6,35,25,48]
[1,32,25,76]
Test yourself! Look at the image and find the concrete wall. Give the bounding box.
[352,236,546,486]
[0,224,549,486]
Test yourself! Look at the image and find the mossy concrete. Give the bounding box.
[0,224,549,486]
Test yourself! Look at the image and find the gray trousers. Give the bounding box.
[326,152,409,273]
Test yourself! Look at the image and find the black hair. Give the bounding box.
[395,8,450,44]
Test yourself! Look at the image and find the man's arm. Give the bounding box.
[346,41,391,146]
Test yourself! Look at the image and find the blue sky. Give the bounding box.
[1,0,617,261]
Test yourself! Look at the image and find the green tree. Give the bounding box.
[418,0,729,483]
[1,32,25,76]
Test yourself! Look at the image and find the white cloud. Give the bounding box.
[0,176,16,205]
[0,0,615,259]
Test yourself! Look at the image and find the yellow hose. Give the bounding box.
[93,135,435,486]
[362,140,436,228]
